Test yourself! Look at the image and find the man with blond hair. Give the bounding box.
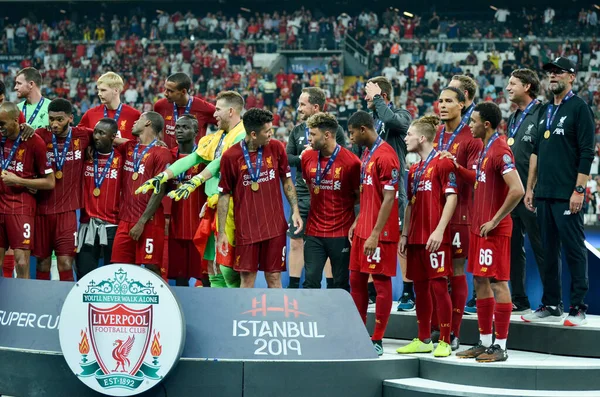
[79,72,141,139]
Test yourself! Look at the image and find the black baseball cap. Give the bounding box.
[543,57,576,74]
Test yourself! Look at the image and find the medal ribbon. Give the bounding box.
[94,150,115,189]
[23,98,45,125]
[546,90,574,132]
[242,140,263,183]
[508,99,537,140]
[104,103,123,121]
[360,136,382,187]
[133,139,157,173]
[438,104,475,150]
[315,145,340,187]
[476,132,500,184]
[0,134,22,171]
[173,97,193,122]
[411,149,437,198]
[51,128,72,172]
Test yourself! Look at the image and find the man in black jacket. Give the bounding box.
[524,57,595,326]
[362,76,412,305]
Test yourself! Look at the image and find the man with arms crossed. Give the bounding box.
[217,108,302,288]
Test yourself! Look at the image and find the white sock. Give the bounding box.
[548,305,557,310]
[496,338,507,350]
[480,333,493,347]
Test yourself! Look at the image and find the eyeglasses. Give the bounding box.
[547,69,567,75]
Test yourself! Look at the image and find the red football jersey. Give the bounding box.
[355,141,400,243]
[153,97,217,149]
[0,134,52,215]
[36,127,93,215]
[218,139,291,245]
[407,155,458,245]
[433,124,483,225]
[301,147,361,238]
[117,140,173,227]
[80,150,124,225]
[78,103,141,140]
[169,147,207,240]
[471,137,516,237]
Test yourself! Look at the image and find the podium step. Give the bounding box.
[382,339,600,391]
[383,378,600,397]
[368,306,600,358]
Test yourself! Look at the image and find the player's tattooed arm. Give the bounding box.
[283,177,299,211]
[217,193,230,235]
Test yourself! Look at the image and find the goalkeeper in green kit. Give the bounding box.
[136,91,246,288]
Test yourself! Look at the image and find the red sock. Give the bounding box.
[494,302,512,340]
[59,270,74,281]
[476,297,495,336]
[36,271,51,280]
[450,275,469,337]
[414,280,433,342]
[430,283,439,331]
[431,278,452,343]
[3,254,15,278]
[349,271,369,324]
[371,275,392,340]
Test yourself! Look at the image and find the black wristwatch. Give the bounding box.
[575,185,585,194]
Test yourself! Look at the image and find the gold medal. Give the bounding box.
[93,188,101,197]
[314,186,320,194]
[55,170,63,179]
[251,182,259,191]
[544,130,550,139]
[132,172,139,181]
[507,137,514,146]
[411,196,416,205]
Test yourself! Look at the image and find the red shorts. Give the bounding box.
[234,234,287,273]
[450,224,470,259]
[33,212,78,258]
[0,214,34,250]
[168,238,203,279]
[111,221,165,266]
[467,233,511,281]
[406,244,453,281]
[349,235,397,277]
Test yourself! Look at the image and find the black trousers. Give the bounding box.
[75,226,117,280]
[303,235,350,291]
[536,198,589,308]
[510,201,545,302]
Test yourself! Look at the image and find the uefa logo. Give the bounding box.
[59,265,185,396]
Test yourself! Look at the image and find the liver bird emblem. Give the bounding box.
[112,335,135,372]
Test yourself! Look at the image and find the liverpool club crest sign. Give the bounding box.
[59,265,185,396]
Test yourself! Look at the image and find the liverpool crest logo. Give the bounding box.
[60,265,184,396]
